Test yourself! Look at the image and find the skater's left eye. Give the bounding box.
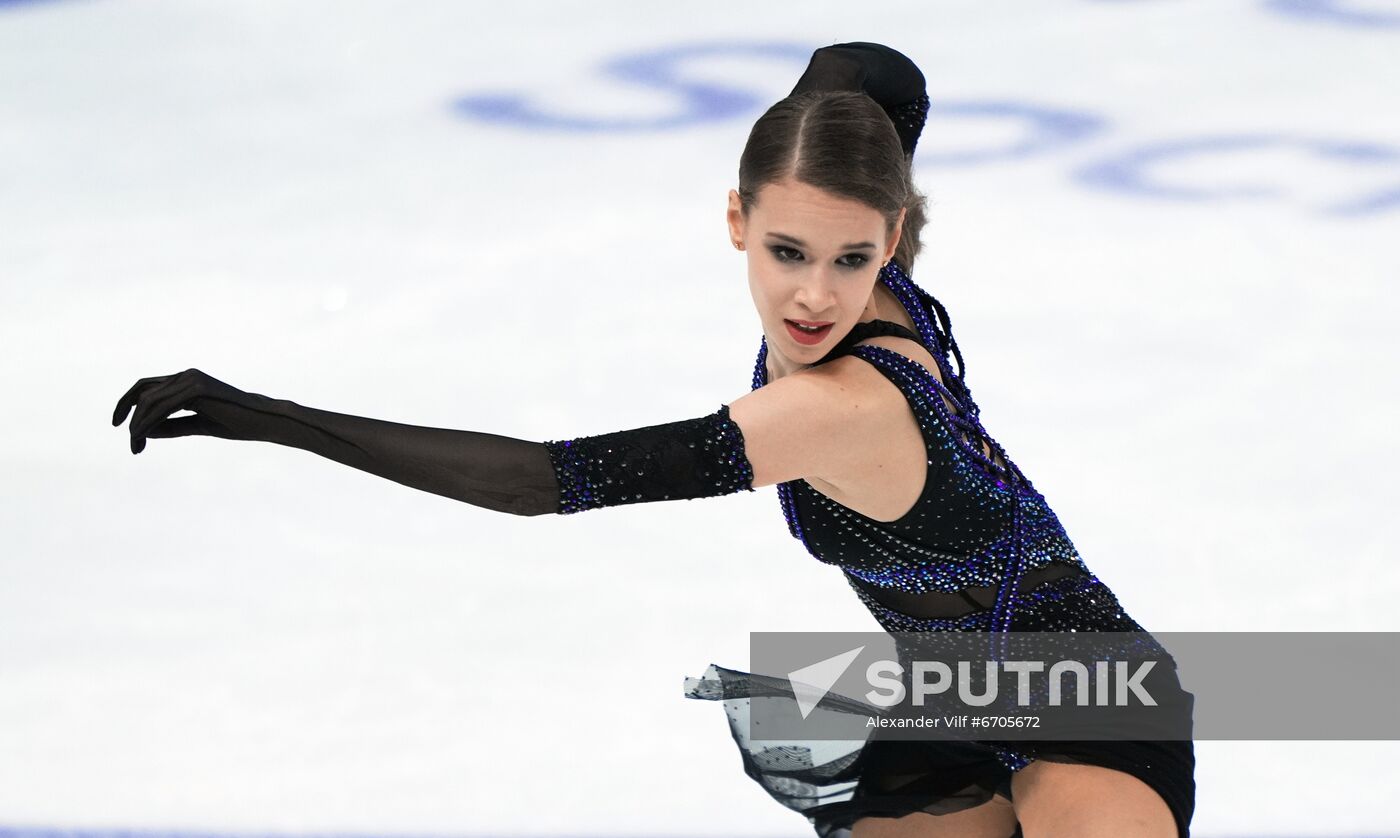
[770,246,869,269]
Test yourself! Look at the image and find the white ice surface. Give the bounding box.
[1,0,1398,835]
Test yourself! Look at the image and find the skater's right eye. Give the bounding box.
[770,246,870,270]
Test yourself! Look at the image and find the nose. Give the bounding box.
[792,272,838,316]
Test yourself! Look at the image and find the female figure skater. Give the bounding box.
[111,42,1194,838]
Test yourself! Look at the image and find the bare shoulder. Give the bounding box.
[724,351,911,490]
[819,333,950,451]
[754,337,942,520]
[834,334,966,421]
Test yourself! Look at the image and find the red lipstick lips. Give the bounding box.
[784,318,834,346]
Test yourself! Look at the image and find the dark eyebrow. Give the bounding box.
[766,232,876,250]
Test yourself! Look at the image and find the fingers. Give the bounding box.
[112,374,179,427]
[115,368,244,454]
[144,415,224,440]
[128,378,200,454]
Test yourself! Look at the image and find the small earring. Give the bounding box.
[882,259,889,268]
[734,241,745,251]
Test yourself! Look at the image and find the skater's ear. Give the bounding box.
[726,189,747,249]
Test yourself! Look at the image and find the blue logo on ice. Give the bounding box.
[451,42,812,133]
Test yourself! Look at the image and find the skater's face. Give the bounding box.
[727,177,903,374]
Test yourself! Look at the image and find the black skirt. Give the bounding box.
[683,660,1196,838]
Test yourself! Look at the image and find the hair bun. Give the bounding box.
[789,41,931,157]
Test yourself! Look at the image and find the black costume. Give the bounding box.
[112,41,1194,838]
[679,302,1195,838]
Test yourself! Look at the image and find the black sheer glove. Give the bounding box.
[111,368,755,517]
[110,368,561,516]
[542,408,754,514]
[790,41,930,157]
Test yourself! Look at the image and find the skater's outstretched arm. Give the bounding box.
[111,364,886,517]
[111,369,562,516]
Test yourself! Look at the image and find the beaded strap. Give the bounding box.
[880,259,973,415]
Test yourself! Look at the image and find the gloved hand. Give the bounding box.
[113,368,297,451]
[110,368,562,516]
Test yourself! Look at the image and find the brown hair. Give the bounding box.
[736,90,929,272]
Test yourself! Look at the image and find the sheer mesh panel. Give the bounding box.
[846,563,1088,619]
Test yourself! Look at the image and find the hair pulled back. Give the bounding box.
[736,90,929,272]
